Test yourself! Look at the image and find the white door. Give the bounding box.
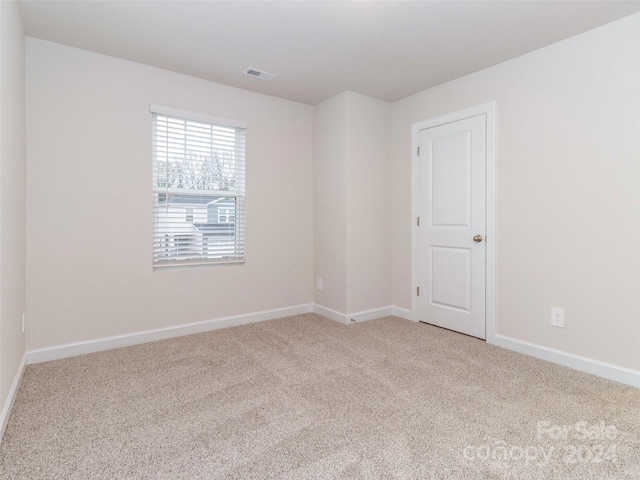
[417,114,486,339]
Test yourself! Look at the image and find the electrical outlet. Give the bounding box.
[316,277,323,291]
[21,313,25,334]
[551,307,564,328]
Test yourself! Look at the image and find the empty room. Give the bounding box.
[1,1,639,478]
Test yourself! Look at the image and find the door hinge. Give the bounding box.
[417,217,420,226]
[417,286,420,296]
[417,146,420,157]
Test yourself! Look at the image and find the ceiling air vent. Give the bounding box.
[243,67,277,81]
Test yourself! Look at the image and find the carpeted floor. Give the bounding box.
[0,314,638,479]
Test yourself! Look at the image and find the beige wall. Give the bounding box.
[392,14,640,369]
[25,38,313,350]
[0,0,26,408]
[345,92,391,313]
[313,91,391,315]
[313,92,348,312]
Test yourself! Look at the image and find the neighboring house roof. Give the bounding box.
[193,223,235,235]
[157,194,234,206]
[208,197,233,205]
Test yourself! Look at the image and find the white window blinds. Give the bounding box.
[151,106,246,269]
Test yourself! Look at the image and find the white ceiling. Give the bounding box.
[17,1,640,105]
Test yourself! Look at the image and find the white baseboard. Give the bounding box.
[0,353,27,443]
[493,334,640,388]
[27,304,314,365]
[313,304,350,324]
[391,306,412,321]
[26,303,639,389]
[313,304,406,324]
[348,306,393,323]
[27,303,409,365]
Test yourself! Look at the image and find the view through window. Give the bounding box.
[152,107,246,268]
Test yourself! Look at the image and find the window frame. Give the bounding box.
[151,105,247,270]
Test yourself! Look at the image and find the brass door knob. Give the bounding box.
[473,235,483,243]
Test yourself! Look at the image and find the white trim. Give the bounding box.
[26,303,412,365]
[149,104,247,129]
[494,334,640,388]
[391,306,413,321]
[411,122,419,322]
[27,304,313,364]
[484,104,497,344]
[410,101,497,342]
[313,304,402,324]
[0,353,27,443]
[348,306,393,323]
[313,304,350,324]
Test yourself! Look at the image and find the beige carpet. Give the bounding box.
[1,314,638,479]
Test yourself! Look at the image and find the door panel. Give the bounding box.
[430,246,471,312]
[431,132,471,227]
[418,114,486,339]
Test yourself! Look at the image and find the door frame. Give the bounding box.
[411,102,497,344]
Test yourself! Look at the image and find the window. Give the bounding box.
[219,208,232,223]
[151,105,246,268]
